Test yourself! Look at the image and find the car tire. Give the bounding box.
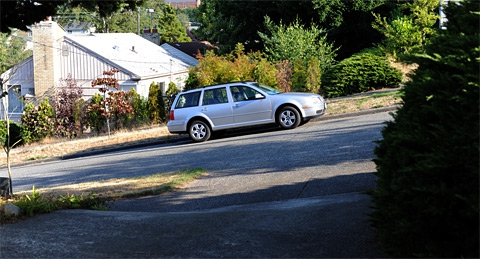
[188,120,211,142]
[277,106,301,129]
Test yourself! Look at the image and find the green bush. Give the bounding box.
[0,120,23,148]
[322,51,402,97]
[87,93,105,134]
[370,1,479,257]
[128,89,149,127]
[21,99,55,143]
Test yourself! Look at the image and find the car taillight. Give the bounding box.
[170,110,175,120]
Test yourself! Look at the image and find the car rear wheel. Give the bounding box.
[189,120,211,142]
[277,106,301,129]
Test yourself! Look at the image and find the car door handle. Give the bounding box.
[202,107,208,111]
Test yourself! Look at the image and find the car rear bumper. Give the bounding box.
[167,121,187,134]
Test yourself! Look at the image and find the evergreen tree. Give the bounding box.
[371,1,479,257]
[158,4,191,43]
[147,82,161,123]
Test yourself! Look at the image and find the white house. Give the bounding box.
[1,19,198,121]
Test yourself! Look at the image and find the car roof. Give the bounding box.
[181,81,257,93]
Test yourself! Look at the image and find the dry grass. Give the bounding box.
[30,169,207,199]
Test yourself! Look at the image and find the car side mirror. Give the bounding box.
[255,93,265,99]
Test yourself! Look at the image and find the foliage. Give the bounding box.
[86,93,104,134]
[147,82,164,124]
[0,0,145,33]
[165,82,180,112]
[195,0,319,54]
[128,89,149,127]
[258,16,337,73]
[0,120,23,148]
[372,0,439,59]
[322,51,402,97]
[72,98,88,137]
[370,1,479,257]
[312,0,390,59]
[187,44,278,88]
[157,4,191,44]
[51,74,83,138]
[11,186,107,217]
[107,91,134,130]
[0,31,32,74]
[275,60,292,92]
[21,99,55,143]
[90,68,133,132]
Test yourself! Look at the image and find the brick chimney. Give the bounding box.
[31,18,66,99]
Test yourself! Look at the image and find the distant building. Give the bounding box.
[167,0,201,9]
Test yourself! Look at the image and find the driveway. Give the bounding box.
[0,110,394,258]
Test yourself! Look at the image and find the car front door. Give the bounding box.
[229,85,272,125]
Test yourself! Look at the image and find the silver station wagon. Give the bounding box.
[167,81,327,142]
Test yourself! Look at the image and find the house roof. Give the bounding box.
[166,41,217,58]
[65,33,198,80]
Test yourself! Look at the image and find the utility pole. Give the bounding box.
[137,7,141,35]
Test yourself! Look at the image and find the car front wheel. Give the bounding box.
[277,106,301,129]
[188,120,211,142]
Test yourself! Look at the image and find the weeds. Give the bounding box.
[0,168,206,225]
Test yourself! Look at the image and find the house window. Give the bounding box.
[7,85,23,113]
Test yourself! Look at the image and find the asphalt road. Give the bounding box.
[1,110,394,258]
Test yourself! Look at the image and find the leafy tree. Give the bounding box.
[312,0,390,59]
[372,0,439,59]
[90,68,133,134]
[195,0,319,54]
[0,0,145,33]
[157,4,191,43]
[0,32,31,74]
[370,1,479,257]
[258,17,336,92]
[259,17,337,74]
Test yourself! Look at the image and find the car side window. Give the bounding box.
[203,87,228,105]
[175,91,201,109]
[231,86,264,102]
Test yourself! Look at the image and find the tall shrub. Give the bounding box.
[87,93,104,134]
[51,74,83,138]
[129,89,149,127]
[0,120,23,148]
[21,99,55,143]
[72,98,88,136]
[370,1,479,257]
[147,82,161,124]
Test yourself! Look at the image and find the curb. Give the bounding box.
[4,105,399,169]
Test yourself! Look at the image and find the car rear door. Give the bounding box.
[201,87,234,127]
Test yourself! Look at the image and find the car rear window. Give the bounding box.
[203,87,228,105]
[175,91,201,109]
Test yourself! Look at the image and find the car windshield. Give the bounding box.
[254,83,281,95]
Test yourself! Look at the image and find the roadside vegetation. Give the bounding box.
[0,0,477,257]
[0,168,205,225]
